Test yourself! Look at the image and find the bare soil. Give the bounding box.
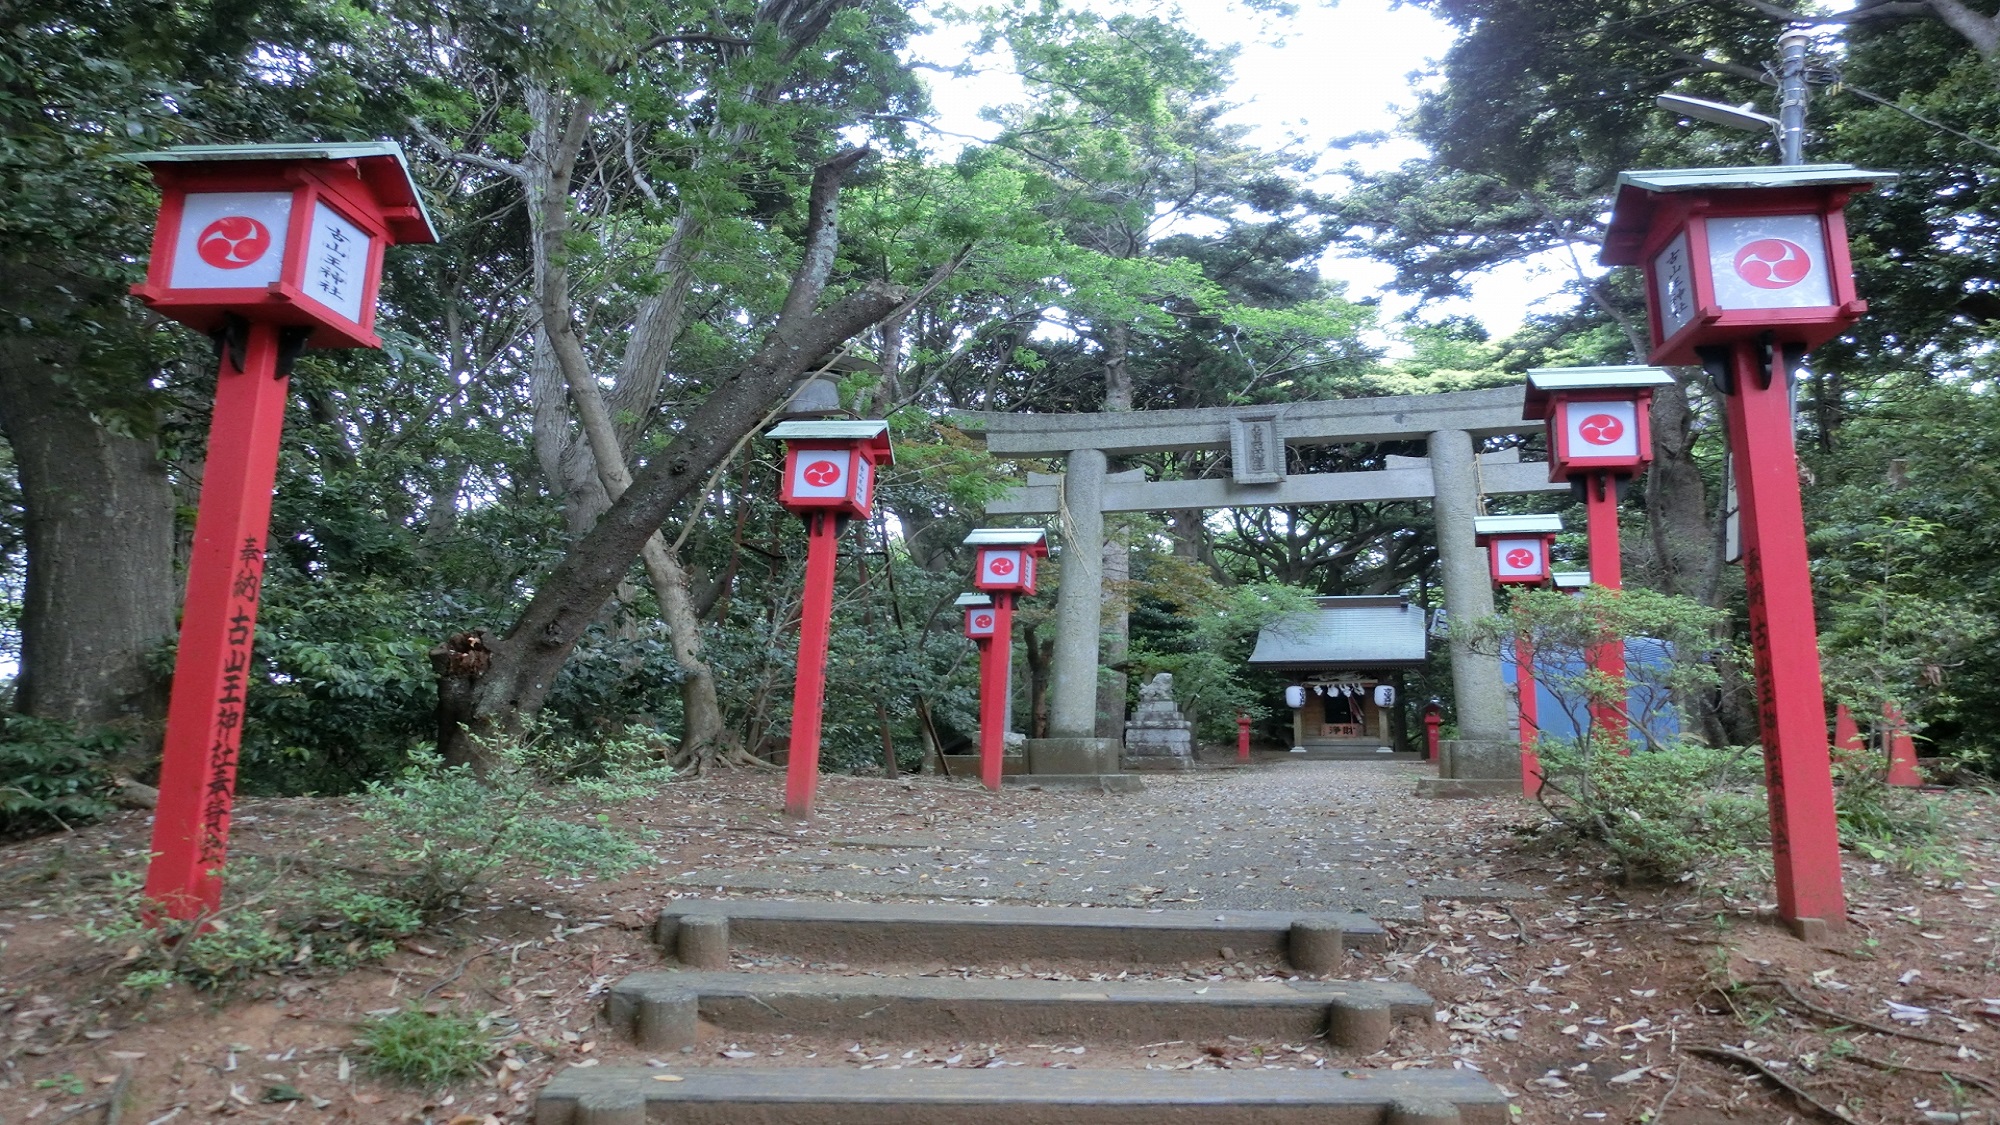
[2,763,1996,1125]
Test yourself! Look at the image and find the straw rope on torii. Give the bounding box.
[952,386,1567,793]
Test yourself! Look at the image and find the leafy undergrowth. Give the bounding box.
[1395,783,2000,1124]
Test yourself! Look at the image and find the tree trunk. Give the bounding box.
[1095,322,1133,737]
[431,631,491,767]
[462,281,906,739]
[0,344,177,769]
[1641,372,1720,604]
[520,84,750,773]
[1096,524,1130,738]
[466,294,880,731]
[1023,620,1053,739]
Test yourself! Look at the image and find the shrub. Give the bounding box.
[1833,747,1961,875]
[1535,740,1770,882]
[358,727,658,913]
[0,714,126,837]
[87,722,658,992]
[87,866,425,992]
[358,1006,491,1084]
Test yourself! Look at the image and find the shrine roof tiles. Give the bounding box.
[1247,596,1427,670]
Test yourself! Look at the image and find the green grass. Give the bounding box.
[357,1007,490,1084]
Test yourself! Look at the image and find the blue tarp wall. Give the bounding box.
[1502,638,1682,746]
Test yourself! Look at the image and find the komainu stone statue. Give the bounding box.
[1124,672,1195,771]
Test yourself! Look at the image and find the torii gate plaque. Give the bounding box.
[956,387,1564,794]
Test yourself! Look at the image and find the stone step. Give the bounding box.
[604,971,1431,1052]
[536,1066,1506,1125]
[654,901,1386,972]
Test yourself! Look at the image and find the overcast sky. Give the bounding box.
[908,0,1575,341]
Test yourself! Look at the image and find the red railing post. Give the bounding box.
[1884,701,1922,788]
[1833,704,1863,754]
[1727,340,1845,936]
[977,594,1016,791]
[1517,635,1543,797]
[144,323,289,919]
[784,511,841,819]
[1583,470,1628,748]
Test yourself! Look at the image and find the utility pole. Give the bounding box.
[1777,28,1810,164]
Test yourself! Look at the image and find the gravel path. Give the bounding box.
[666,761,1538,921]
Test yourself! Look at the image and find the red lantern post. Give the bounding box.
[769,420,895,819]
[1236,715,1252,763]
[1604,163,1897,938]
[963,528,1048,791]
[1422,704,1443,763]
[1475,514,1562,796]
[1524,366,1673,745]
[127,143,436,919]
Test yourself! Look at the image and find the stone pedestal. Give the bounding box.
[1415,738,1520,799]
[1024,736,1123,775]
[1122,673,1195,771]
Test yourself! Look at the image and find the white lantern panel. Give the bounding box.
[1564,399,1638,460]
[790,449,853,499]
[170,192,292,291]
[1021,554,1037,589]
[1652,231,1695,337]
[302,200,370,324]
[1707,214,1833,311]
[979,549,1025,586]
[1493,537,1545,578]
[967,609,996,636]
[852,456,873,506]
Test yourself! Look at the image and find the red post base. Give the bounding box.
[1883,702,1922,788]
[1236,716,1251,762]
[784,512,841,819]
[976,595,1016,792]
[1583,471,1629,749]
[1727,341,1846,933]
[144,323,290,920]
[1517,636,1542,797]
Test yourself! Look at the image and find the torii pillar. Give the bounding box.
[1033,446,1129,781]
[1415,429,1520,797]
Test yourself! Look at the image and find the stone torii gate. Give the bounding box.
[956,386,1563,794]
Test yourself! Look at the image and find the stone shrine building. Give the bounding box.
[1247,595,1428,755]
